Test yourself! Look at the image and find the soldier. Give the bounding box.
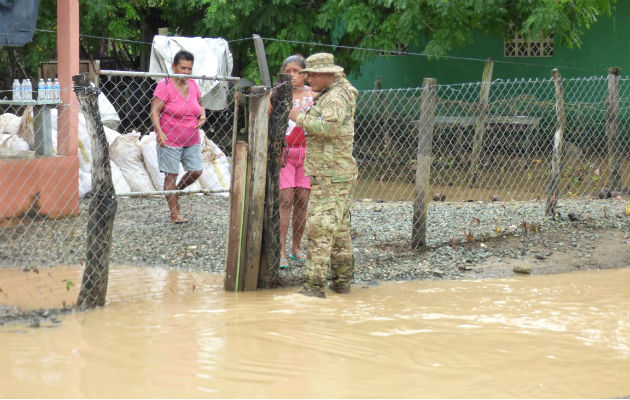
[288,53,358,298]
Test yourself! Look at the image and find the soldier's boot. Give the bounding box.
[330,282,351,294]
[299,282,326,298]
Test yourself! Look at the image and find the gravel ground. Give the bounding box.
[1,193,628,286]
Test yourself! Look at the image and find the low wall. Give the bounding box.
[0,155,79,224]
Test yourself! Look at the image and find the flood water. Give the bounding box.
[1,267,629,398]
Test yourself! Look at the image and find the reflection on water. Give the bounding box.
[1,267,629,398]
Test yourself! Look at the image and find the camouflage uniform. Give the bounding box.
[295,54,358,295]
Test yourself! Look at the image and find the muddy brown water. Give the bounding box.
[1,266,629,398]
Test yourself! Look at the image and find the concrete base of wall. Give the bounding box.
[0,156,79,225]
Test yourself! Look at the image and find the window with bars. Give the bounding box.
[504,33,554,57]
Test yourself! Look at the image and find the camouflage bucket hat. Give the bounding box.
[300,53,344,74]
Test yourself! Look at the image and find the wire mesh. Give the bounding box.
[0,74,239,318]
[355,76,630,202]
[1,72,628,320]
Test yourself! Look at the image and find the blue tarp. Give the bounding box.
[0,0,40,47]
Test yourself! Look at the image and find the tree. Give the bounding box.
[165,0,618,81]
[0,0,617,88]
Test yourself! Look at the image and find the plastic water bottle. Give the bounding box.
[21,79,33,101]
[37,78,45,101]
[12,79,21,101]
[53,77,60,101]
[45,78,53,101]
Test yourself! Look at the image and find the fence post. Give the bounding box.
[258,74,292,288]
[606,67,621,191]
[72,73,117,309]
[33,105,53,156]
[252,34,272,88]
[468,57,494,187]
[412,78,436,249]
[546,69,565,216]
[241,87,271,291]
[225,141,248,291]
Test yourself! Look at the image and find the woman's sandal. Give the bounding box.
[171,214,188,224]
[289,252,306,262]
[279,258,289,269]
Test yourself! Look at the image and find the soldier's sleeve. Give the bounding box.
[296,96,348,139]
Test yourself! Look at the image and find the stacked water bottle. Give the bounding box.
[12,77,60,102]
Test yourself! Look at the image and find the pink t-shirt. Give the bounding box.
[154,78,202,147]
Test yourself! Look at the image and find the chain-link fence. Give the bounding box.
[0,72,240,318]
[1,71,629,320]
[355,75,630,202]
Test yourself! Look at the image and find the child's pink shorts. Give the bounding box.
[279,147,311,190]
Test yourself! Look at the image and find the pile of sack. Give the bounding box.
[0,94,231,199]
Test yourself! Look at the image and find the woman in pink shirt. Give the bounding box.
[150,50,206,224]
[276,55,315,268]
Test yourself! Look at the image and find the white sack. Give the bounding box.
[98,92,121,130]
[75,113,92,174]
[0,112,21,135]
[198,138,231,197]
[3,135,30,151]
[78,170,92,199]
[0,133,12,146]
[110,132,155,192]
[17,106,34,149]
[149,35,233,110]
[110,160,131,195]
[139,132,164,190]
[104,126,121,145]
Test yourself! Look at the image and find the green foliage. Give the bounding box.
[167,0,617,82]
[62,279,75,292]
[0,0,617,87]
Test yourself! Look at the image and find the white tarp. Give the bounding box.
[149,35,233,110]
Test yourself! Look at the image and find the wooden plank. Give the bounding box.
[546,69,566,216]
[241,87,271,291]
[468,57,494,187]
[259,73,292,289]
[224,141,248,292]
[230,91,240,158]
[606,67,621,190]
[412,78,436,249]
[252,34,272,87]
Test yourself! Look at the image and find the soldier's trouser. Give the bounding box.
[304,176,356,291]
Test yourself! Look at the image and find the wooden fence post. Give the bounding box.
[72,73,117,309]
[546,69,565,216]
[412,78,436,249]
[468,57,494,187]
[225,141,248,292]
[606,67,621,191]
[252,34,272,88]
[241,87,271,290]
[258,73,292,288]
